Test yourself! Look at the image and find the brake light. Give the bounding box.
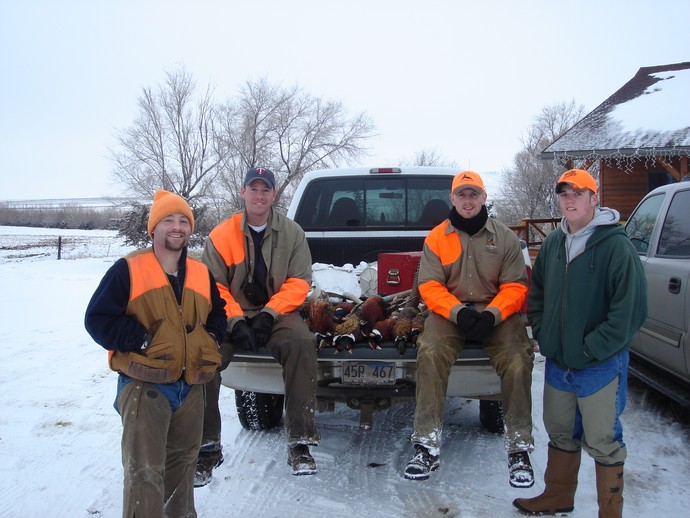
[369,167,402,174]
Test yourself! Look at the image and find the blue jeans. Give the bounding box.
[543,350,628,464]
[115,374,192,414]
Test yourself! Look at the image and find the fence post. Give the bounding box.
[58,236,62,260]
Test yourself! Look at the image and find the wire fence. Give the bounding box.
[0,230,135,263]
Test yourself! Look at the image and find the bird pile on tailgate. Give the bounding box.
[303,293,428,355]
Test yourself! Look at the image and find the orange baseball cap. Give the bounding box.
[556,169,597,194]
[451,170,485,194]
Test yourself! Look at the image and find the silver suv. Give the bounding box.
[624,177,690,405]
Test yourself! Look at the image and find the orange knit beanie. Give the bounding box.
[147,190,195,236]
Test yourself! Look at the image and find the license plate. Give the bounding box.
[341,362,395,385]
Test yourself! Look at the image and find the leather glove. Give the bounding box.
[231,319,257,353]
[218,332,235,371]
[466,311,495,343]
[249,312,274,349]
[456,307,479,333]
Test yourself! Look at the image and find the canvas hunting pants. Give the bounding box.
[543,350,629,465]
[201,311,320,448]
[411,311,534,455]
[118,379,203,518]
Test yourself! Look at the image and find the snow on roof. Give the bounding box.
[542,62,690,159]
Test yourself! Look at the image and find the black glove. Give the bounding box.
[456,307,479,333]
[231,319,257,353]
[249,312,274,349]
[466,311,495,343]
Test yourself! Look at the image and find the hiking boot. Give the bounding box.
[287,444,317,476]
[509,450,535,488]
[194,450,224,487]
[404,445,440,480]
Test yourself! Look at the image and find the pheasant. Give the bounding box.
[392,306,418,355]
[306,299,336,350]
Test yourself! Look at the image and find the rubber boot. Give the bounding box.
[512,444,581,515]
[595,462,624,518]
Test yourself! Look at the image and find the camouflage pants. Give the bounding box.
[411,311,534,455]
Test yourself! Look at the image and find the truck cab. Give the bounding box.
[286,166,456,265]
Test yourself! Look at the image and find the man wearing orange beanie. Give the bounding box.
[85,189,227,517]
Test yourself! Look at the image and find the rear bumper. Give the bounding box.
[221,343,501,402]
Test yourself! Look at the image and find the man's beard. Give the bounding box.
[164,235,189,251]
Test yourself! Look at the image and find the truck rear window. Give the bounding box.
[294,176,452,230]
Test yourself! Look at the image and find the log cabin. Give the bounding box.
[540,61,690,219]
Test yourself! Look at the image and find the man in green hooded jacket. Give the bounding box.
[514,169,647,518]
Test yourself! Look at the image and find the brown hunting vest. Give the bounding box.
[108,248,221,384]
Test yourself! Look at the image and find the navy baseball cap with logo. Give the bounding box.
[244,167,275,189]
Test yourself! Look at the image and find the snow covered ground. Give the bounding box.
[1,226,689,517]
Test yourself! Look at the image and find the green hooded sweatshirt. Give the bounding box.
[528,212,647,370]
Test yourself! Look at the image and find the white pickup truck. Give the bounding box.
[222,166,529,430]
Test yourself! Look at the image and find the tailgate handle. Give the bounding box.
[386,269,401,285]
[668,277,681,295]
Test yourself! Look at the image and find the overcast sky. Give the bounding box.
[1,0,688,201]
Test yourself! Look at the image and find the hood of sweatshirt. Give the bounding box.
[560,207,620,263]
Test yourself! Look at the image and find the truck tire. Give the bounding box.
[479,399,504,433]
[235,390,284,431]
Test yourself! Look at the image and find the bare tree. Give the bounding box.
[400,148,459,167]
[110,73,375,224]
[494,100,586,226]
[212,78,376,214]
[109,66,224,203]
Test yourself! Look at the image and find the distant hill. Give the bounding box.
[1,174,507,208]
[0,197,142,209]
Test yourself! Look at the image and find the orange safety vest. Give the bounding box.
[207,212,312,318]
[418,221,527,323]
[108,248,221,384]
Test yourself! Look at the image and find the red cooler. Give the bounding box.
[377,251,423,296]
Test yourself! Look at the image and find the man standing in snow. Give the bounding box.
[195,166,319,485]
[513,169,647,517]
[84,190,227,517]
[405,170,535,488]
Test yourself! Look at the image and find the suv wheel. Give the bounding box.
[479,399,504,433]
[235,390,284,430]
